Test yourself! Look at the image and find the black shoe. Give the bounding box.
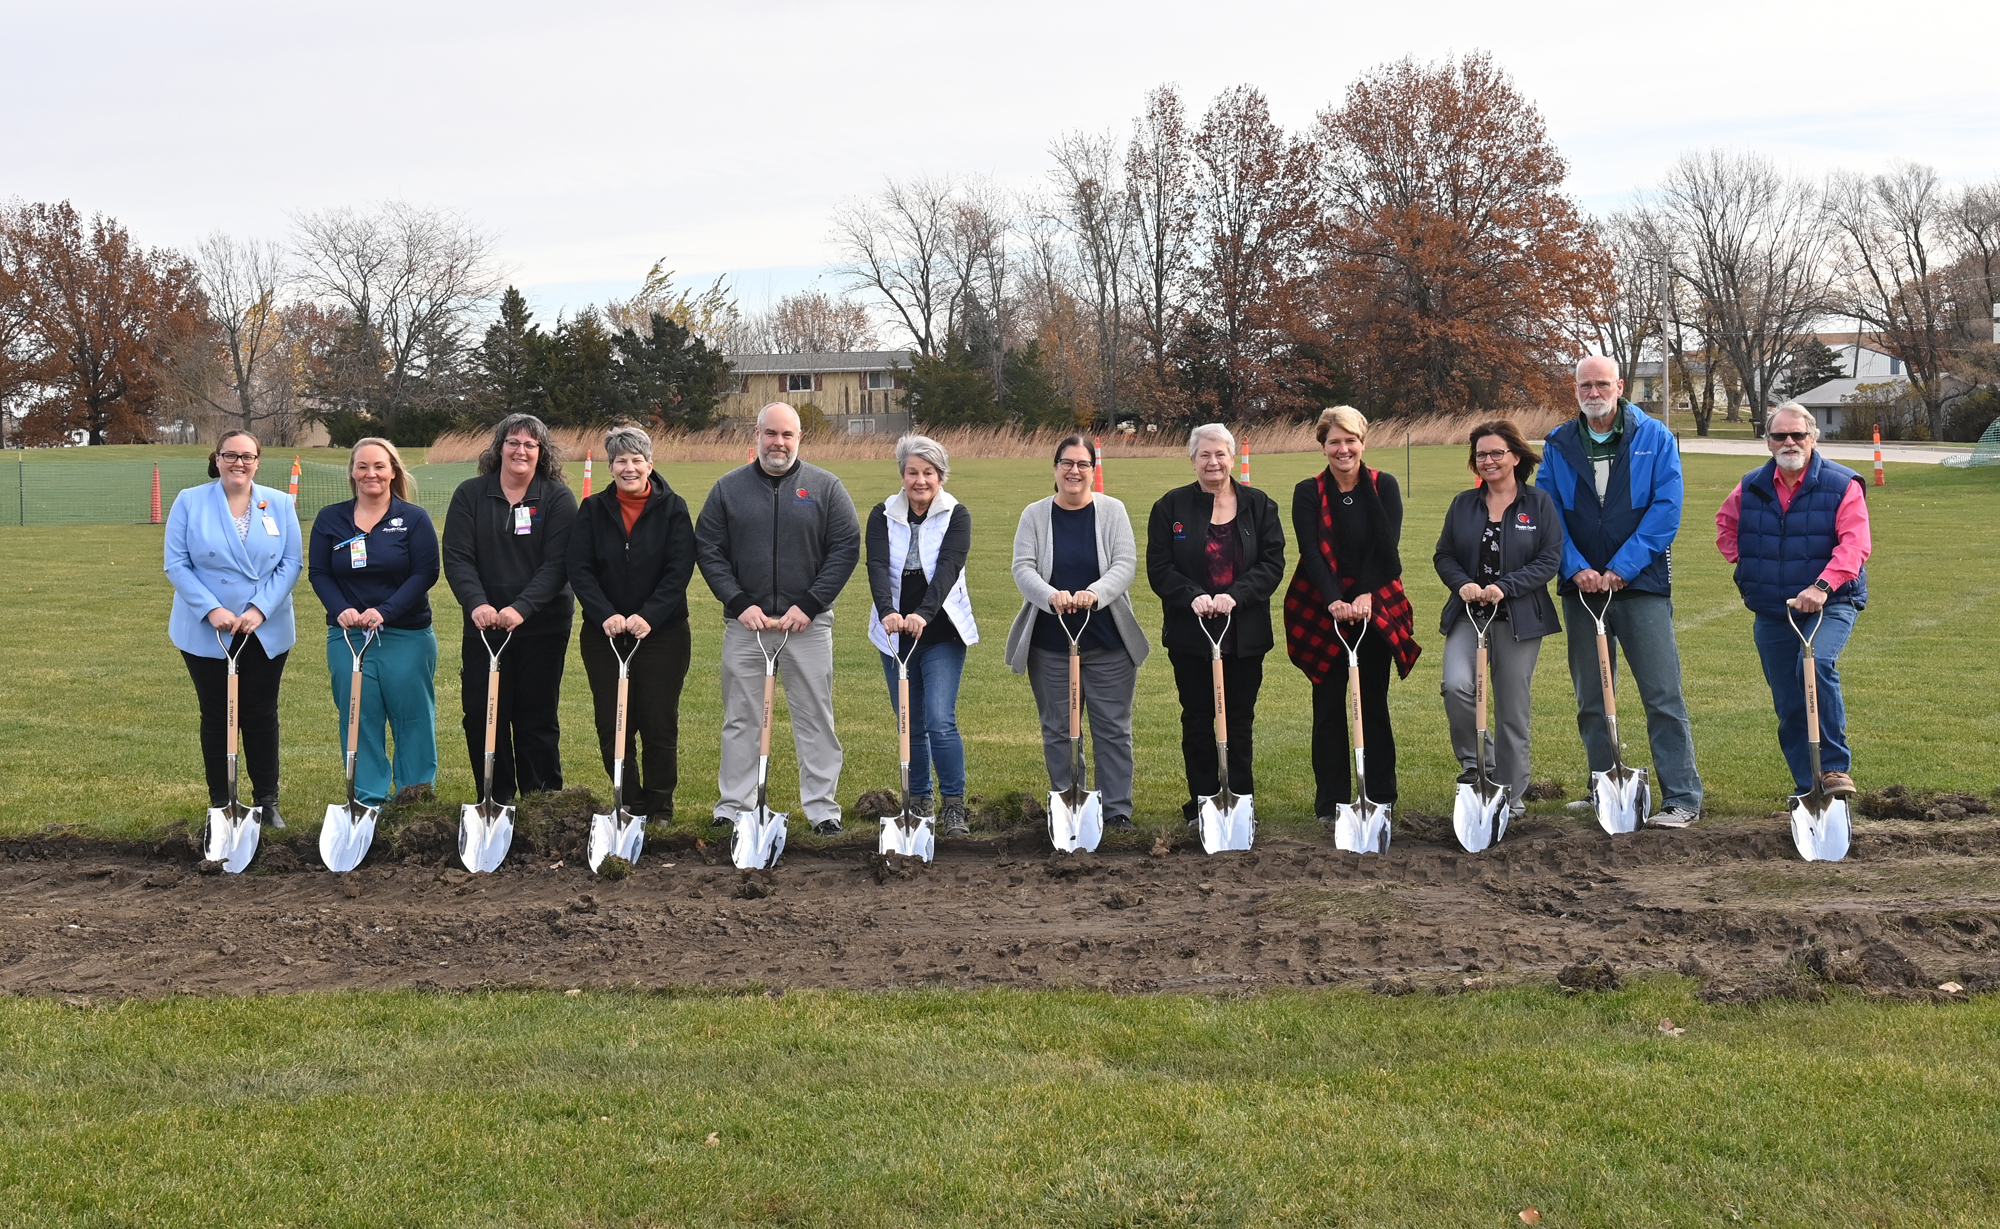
[256,803,285,829]
[710,814,735,829]
[1106,815,1136,831]
[1455,768,1480,786]
[811,816,844,836]
[1182,799,1201,829]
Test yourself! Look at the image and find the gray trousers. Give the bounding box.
[716,615,842,826]
[1562,592,1703,813]
[1026,645,1136,823]
[1441,619,1543,818]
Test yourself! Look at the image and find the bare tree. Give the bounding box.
[290,201,500,429]
[1951,180,2000,333]
[1590,211,1666,390]
[941,178,1016,387]
[1049,131,1132,424]
[726,288,880,354]
[182,232,308,442]
[1825,163,1972,440]
[831,177,959,357]
[1650,150,1833,434]
[1125,85,1194,399]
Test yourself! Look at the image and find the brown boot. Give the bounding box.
[1820,771,1856,799]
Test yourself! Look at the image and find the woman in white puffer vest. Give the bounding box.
[865,434,980,836]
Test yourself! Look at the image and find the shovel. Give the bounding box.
[1330,619,1391,855]
[203,629,263,873]
[1195,611,1254,854]
[1451,601,1510,853]
[1047,608,1103,854]
[879,636,936,861]
[1785,606,1850,862]
[319,627,378,873]
[1580,589,1648,835]
[458,626,515,874]
[732,629,790,870]
[588,631,647,872]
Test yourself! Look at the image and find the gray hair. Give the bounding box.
[603,426,653,462]
[1188,422,1236,459]
[894,433,950,481]
[1769,402,1820,439]
[477,413,565,481]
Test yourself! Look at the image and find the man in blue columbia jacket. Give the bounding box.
[1538,356,1703,826]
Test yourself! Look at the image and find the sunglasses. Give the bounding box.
[1768,432,1812,444]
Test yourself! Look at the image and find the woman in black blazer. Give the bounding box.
[1146,424,1287,825]
[1432,419,1564,822]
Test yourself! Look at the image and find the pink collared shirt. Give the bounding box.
[1715,464,1871,590]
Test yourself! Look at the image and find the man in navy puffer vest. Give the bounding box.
[1539,356,1704,827]
[1716,402,1871,801]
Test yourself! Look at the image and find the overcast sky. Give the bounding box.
[5,0,1995,324]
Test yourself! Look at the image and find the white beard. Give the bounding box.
[1775,450,1807,472]
[1579,398,1616,423]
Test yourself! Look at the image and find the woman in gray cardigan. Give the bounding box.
[1433,419,1564,821]
[1006,435,1151,829]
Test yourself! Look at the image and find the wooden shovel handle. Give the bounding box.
[1068,644,1082,741]
[614,672,629,762]
[1347,660,1363,753]
[1801,649,1820,745]
[1594,630,1618,718]
[1475,636,1490,734]
[346,667,364,766]
[484,663,501,757]
[898,672,911,764]
[759,670,777,759]
[1211,654,1227,745]
[226,669,240,757]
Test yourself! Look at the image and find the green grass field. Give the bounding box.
[2,446,1994,839]
[4,982,1998,1227]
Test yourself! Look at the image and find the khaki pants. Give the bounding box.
[716,614,842,826]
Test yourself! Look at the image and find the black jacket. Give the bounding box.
[567,473,697,631]
[1292,466,1402,604]
[1146,480,1287,656]
[1432,482,1564,640]
[442,471,578,636]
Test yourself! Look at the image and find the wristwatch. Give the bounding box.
[1812,579,1832,594]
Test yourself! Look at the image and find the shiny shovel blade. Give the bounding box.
[732,808,788,869]
[1197,793,1255,854]
[1787,794,1850,863]
[458,802,515,874]
[878,813,937,861]
[1048,790,1103,854]
[203,804,262,874]
[319,803,378,873]
[1590,767,1648,836]
[1452,783,1509,853]
[1332,800,1392,855]
[588,809,646,872]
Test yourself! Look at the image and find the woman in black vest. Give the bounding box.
[442,414,578,804]
[1282,406,1422,820]
[1433,420,1564,822]
[568,426,697,819]
[1146,423,1286,826]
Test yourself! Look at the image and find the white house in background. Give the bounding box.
[719,351,915,435]
[1791,338,1910,436]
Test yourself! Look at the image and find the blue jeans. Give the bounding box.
[1752,604,1856,793]
[879,640,968,797]
[1563,592,1703,813]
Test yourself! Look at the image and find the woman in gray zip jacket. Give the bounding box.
[1432,419,1564,821]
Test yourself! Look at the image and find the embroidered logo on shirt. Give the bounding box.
[390,517,404,528]
[795,487,813,501]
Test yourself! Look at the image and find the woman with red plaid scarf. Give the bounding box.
[1284,406,1422,822]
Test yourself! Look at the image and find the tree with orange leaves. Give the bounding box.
[1316,53,1610,418]
[3,201,207,444]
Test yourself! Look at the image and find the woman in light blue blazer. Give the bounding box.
[164,430,303,827]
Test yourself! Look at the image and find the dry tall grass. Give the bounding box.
[425,407,1573,466]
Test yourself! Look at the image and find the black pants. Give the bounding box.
[461,625,568,804]
[1310,631,1397,813]
[579,619,691,818]
[182,639,288,807]
[1169,649,1263,805]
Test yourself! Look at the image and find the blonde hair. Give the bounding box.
[348,437,414,501]
[1315,405,1369,444]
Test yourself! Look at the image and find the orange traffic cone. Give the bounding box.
[1239,431,1251,485]
[288,455,300,498]
[1872,424,1884,486]
[149,464,162,525]
[1092,435,1105,493]
[582,449,593,498]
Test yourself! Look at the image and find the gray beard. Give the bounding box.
[1580,400,1616,426]
[1776,452,1807,472]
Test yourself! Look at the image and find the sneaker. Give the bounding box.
[1650,806,1699,829]
[940,797,970,838]
[811,816,844,836]
[1820,772,1857,799]
[1565,799,1596,815]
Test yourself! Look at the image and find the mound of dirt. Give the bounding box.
[1859,784,1996,823]
[4,811,1999,1000]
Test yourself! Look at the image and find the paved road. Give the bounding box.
[1675,438,1951,465]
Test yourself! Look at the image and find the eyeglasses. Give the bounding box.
[1056,459,1093,471]
[1577,381,1617,393]
[1474,450,1512,462]
[1768,431,1812,443]
[503,439,540,452]
[216,451,259,464]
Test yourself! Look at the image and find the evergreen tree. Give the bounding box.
[1777,337,1848,399]
[472,287,549,425]
[541,311,618,427]
[1001,341,1074,428]
[610,312,732,430]
[904,332,1001,427]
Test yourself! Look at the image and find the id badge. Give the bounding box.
[262,515,279,536]
[350,537,368,569]
[513,505,533,535]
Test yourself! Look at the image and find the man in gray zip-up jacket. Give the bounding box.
[696,403,861,833]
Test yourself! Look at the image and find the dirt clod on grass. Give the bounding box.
[4,809,1999,999]
[1859,784,1995,823]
